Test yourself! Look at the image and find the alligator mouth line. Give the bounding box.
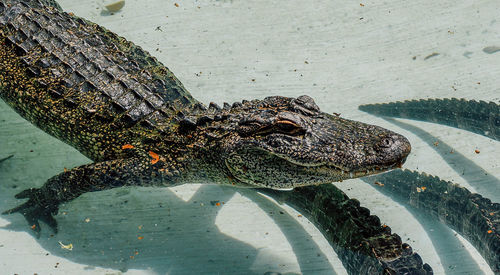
[303,162,403,179]
[230,147,404,183]
[273,152,405,178]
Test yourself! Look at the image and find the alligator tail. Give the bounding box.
[366,169,500,273]
[259,185,434,274]
[359,98,500,141]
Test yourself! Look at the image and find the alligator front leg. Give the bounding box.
[2,157,169,236]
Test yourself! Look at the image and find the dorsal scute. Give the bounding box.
[1,0,200,133]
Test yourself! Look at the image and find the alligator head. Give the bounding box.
[180,95,411,189]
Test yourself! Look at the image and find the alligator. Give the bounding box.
[0,0,412,232]
[0,0,425,273]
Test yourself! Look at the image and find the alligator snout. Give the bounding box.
[375,133,411,166]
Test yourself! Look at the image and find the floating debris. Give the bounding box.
[416,186,427,192]
[374,181,384,187]
[105,0,125,13]
[424,52,440,60]
[483,46,500,54]
[58,241,73,251]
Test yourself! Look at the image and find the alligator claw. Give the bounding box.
[2,188,59,237]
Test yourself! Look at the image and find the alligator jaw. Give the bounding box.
[224,145,410,190]
[293,159,407,183]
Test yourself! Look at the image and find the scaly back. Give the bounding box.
[0,0,199,160]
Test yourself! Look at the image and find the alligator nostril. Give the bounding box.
[380,137,393,148]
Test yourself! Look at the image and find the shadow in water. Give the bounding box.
[2,184,257,274]
[237,189,337,275]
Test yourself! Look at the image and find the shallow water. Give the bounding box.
[0,0,499,274]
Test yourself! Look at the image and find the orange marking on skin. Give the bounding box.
[122,144,134,149]
[149,151,160,164]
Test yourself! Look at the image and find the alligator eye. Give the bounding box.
[275,120,302,134]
